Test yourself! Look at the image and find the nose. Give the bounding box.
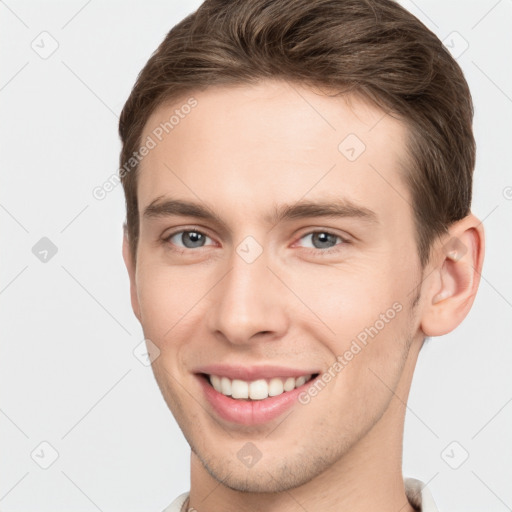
[206,245,290,346]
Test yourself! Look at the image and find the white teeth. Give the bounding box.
[231,379,248,399]
[295,375,306,387]
[210,375,222,392]
[208,374,313,400]
[283,377,295,391]
[249,379,268,400]
[220,376,232,396]
[268,377,284,396]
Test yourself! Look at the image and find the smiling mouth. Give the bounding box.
[198,372,319,401]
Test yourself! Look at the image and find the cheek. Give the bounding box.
[291,262,413,382]
[135,264,198,342]
[290,266,403,335]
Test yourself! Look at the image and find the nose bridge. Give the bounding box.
[207,240,288,344]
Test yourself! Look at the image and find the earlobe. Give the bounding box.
[421,215,485,337]
[122,226,142,323]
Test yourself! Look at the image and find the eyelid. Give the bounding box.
[292,228,351,248]
[295,226,353,243]
[163,227,217,249]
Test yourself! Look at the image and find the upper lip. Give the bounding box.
[194,364,319,381]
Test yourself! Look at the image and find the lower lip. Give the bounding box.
[197,374,316,426]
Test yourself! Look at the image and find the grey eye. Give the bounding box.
[170,230,212,248]
[299,232,342,249]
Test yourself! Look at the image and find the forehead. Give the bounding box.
[137,80,411,223]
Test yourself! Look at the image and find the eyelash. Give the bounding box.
[162,228,349,256]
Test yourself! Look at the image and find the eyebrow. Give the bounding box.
[142,196,378,227]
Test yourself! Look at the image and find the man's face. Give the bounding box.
[127,80,426,492]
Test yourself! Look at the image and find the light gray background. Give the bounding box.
[1,1,511,511]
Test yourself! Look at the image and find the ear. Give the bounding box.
[420,213,485,337]
[122,224,141,323]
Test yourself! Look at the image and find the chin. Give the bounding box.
[192,444,334,494]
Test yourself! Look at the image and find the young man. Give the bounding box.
[119,1,484,510]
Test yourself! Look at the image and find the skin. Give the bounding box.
[122,79,484,512]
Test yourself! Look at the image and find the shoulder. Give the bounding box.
[404,477,439,512]
[161,491,190,512]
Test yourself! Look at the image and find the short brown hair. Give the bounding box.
[119,0,475,267]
